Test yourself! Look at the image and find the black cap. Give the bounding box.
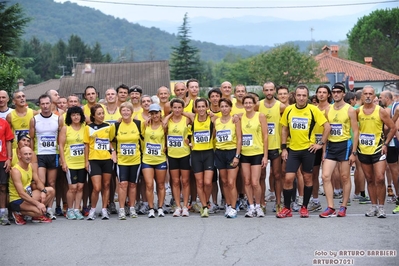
[129,85,143,94]
[332,82,345,92]
[17,132,30,143]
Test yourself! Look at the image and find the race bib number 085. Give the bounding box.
[291,117,308,130]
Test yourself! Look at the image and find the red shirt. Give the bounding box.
[0,119,14,161]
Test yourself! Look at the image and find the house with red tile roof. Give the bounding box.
[315,45,399,93]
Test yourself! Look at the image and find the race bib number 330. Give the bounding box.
[167,136,183,147]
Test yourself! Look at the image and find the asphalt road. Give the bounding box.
[2,169,398,266]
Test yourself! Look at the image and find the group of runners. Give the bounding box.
[1,79,399,225]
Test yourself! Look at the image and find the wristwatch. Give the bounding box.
[317,141,324,145]
[41,188,47,194]
[235,154,241,159]
[352,151,358,156]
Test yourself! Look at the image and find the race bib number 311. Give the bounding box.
[95,138,110,150]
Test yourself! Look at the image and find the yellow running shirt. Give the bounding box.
[191,115,214,151]
[142,124,166,165]
[357,105,383,155]
[84,122,114,160]
[9,164,32,202]
[10,108,34,149]
[280,104,327,151]
[112,120,142,165]
[241,112,264,156]
[214,117,237,150]
[327,104,351,142]
[167,117,190,158]
[258,100,281,150]
[63,125,85,170]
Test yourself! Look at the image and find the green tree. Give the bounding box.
[347,8,399,74]
[248,44,319,87]
[0,54,20,96]
[0,2,30,56]
[170,13,201,80]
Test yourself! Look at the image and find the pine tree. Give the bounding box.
[170,13,201,80]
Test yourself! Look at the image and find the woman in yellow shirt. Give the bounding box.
[83,104,116,220]
[59,106,86,220]
[213,98,242,218]
[165,98,192,217]
[111,102,142,220]
[142,104,167,218]
[240,95,268,218]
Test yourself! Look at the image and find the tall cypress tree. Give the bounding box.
[170,13,201,80]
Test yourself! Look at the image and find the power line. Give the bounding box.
[75,0,399,9]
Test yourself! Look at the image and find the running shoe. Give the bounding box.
[162,204,171,214]
[224,205,231,217]
[276,207,292,218]
[124,205,130,216]
[191,203,201,213]
[130,207,138,218]
[148,209,155,218]
[339,198,351,206]
[227,208,237,218]
[365,206,378,217]
[101,209,110,220]
[55,206,63,216]
[82,207,90,217]
[297,196,303,207]
[387,186,394,197]
[66,210,77,220]
[291,201,300,212]
[265,191,276,202]
[32,215,52,223]
[319,207,337,218]
[87,209,96,220]
[238,198,247,210]
[333,192,343,199]
[245,208,255,218]
[358,196,371,204]
[173,207,182,217]
[118,208,126,220]
[108,202,117,214]
[386,195,396,204]
[299,206,309,218]
[138,203,149,215]
[318,187,325,196]
[0,213,11,225]
[12,212,26,225]
[337,206,347,217]
[46,209,57,220]
[256,207,265,218]
[158,208,165,217]
[308,200,322,212]
[377,206,386,218]
[182,207,189,217]
[74,210,84,220]
[392,205,399,214]
[200,207,209,218]
[352,194,362,201]
[219,199,226,210]
[261,205,266,215]
[208,202,219,214]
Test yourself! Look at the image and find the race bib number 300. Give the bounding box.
[194,131,210,144]
[216,130,232,143]
[167,136,183,147]
[242,134,253,147]
[120,143,136,155]
[95,138,110,150]
[330,124,343,136]
[146,143,161,156]
[70,144,84,156]
[291,117,308,130]
[359,133,375,146]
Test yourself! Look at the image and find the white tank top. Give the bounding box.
[34,113,59,155]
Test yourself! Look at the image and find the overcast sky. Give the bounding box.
[55,0,398,22]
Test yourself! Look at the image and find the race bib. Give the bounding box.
[120,143,136,156]
[315,134,322,143]
[242,134,253,147]
[95,138,110,150]
[15,129,29,138]
[40,136,56,148]
[146,143,161,156]
[167,136,183,147]
[330,124,343,136]
[194,130,210,144]
[70,144,84,157]
[291,117,308,130]
[216,130,232,143]
[359,133,375,146]
[268,123,275,135]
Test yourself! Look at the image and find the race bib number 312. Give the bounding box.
[216,130,232,142]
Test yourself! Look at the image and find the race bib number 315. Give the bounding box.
[146,143,161,156]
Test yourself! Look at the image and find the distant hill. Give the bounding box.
[8,0,254,61]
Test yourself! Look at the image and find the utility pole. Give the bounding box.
[58,65,66,77]
[310,27,315,56]
[67,54,77,75]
